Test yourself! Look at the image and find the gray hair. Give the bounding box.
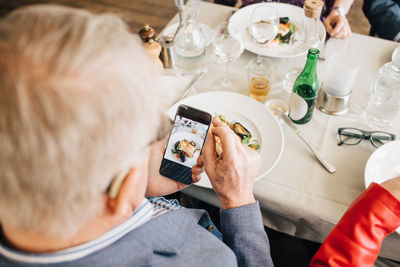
[0,5,161,237]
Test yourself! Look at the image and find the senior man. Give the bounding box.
[0,5,273,267]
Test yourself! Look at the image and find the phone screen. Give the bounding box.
[159,105,211,184]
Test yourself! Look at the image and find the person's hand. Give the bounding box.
[202,118,260,210]
[380,176,400,200]
[323,11,352,39]
[145,135,203,197]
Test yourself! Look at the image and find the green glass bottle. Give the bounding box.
[289,48,319,124]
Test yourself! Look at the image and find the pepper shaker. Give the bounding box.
[138,24,163,71]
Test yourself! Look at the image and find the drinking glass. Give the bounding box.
[248,5,279,66]
[282,22,323,92]
[282,30,306,91]
[323,52,359,96]
[247,58,274,102]
[212,22,244,91]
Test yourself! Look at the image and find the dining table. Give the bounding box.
[160,1,400,262]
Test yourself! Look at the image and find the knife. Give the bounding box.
[273,108,336,173]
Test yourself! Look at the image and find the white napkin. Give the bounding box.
[156,75,193,108]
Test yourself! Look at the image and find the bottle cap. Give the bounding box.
[304,0,324,19]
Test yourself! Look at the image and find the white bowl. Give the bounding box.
[364,140,400,188]
[364,140,400,234]
[265,98,289,117]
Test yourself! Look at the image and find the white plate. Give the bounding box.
[162,23,213,46]
[364,140,400,234]
[168,92,284,188]
[230,2,326,58]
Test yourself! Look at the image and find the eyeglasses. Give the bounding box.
[337,127,396,148]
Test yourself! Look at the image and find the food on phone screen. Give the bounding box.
[160,106,211,185]
[171,139,200,162]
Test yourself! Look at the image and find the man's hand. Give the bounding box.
[202,118,261,210]
[324,11,352,39]
[145,135,203,197]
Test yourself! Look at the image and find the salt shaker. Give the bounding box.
[158,36,175,68]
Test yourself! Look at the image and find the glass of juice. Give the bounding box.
[247,57,274,102]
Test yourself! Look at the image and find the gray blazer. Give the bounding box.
[0,202,274,267]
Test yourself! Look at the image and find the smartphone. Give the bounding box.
[159,105,212,184]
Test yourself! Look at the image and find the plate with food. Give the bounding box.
[214,114,261,153]
[167,91,284,188]
[229,2,326,58]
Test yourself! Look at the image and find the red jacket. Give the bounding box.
[311,183,400,266]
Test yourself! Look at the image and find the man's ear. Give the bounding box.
[105,167,144,218]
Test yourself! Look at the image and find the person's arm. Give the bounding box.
[324,0,354,38]
[201,118,273,267]
[219,201,273,267]
[363,0,400,41]
[311,181,400,266]
[332,0,353,13]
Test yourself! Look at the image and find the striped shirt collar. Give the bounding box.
[0,198,153,264]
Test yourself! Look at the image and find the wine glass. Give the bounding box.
[282,17,323,92]
[282,29,306,91]
[248,5,279,66]
[212,21,244,91]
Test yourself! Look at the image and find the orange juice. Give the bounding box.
[248,76,270,102]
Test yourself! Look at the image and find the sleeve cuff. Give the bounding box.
[364,183,400,220]
[339,182,400,239]
[219,201,264,231]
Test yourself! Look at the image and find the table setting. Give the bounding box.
[146,0,400,261]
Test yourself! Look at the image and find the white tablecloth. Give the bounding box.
[161,2,400,261]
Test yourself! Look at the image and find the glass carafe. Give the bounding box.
[364,62,400,129]
[173,0,206,75]
[301,1,323,49]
